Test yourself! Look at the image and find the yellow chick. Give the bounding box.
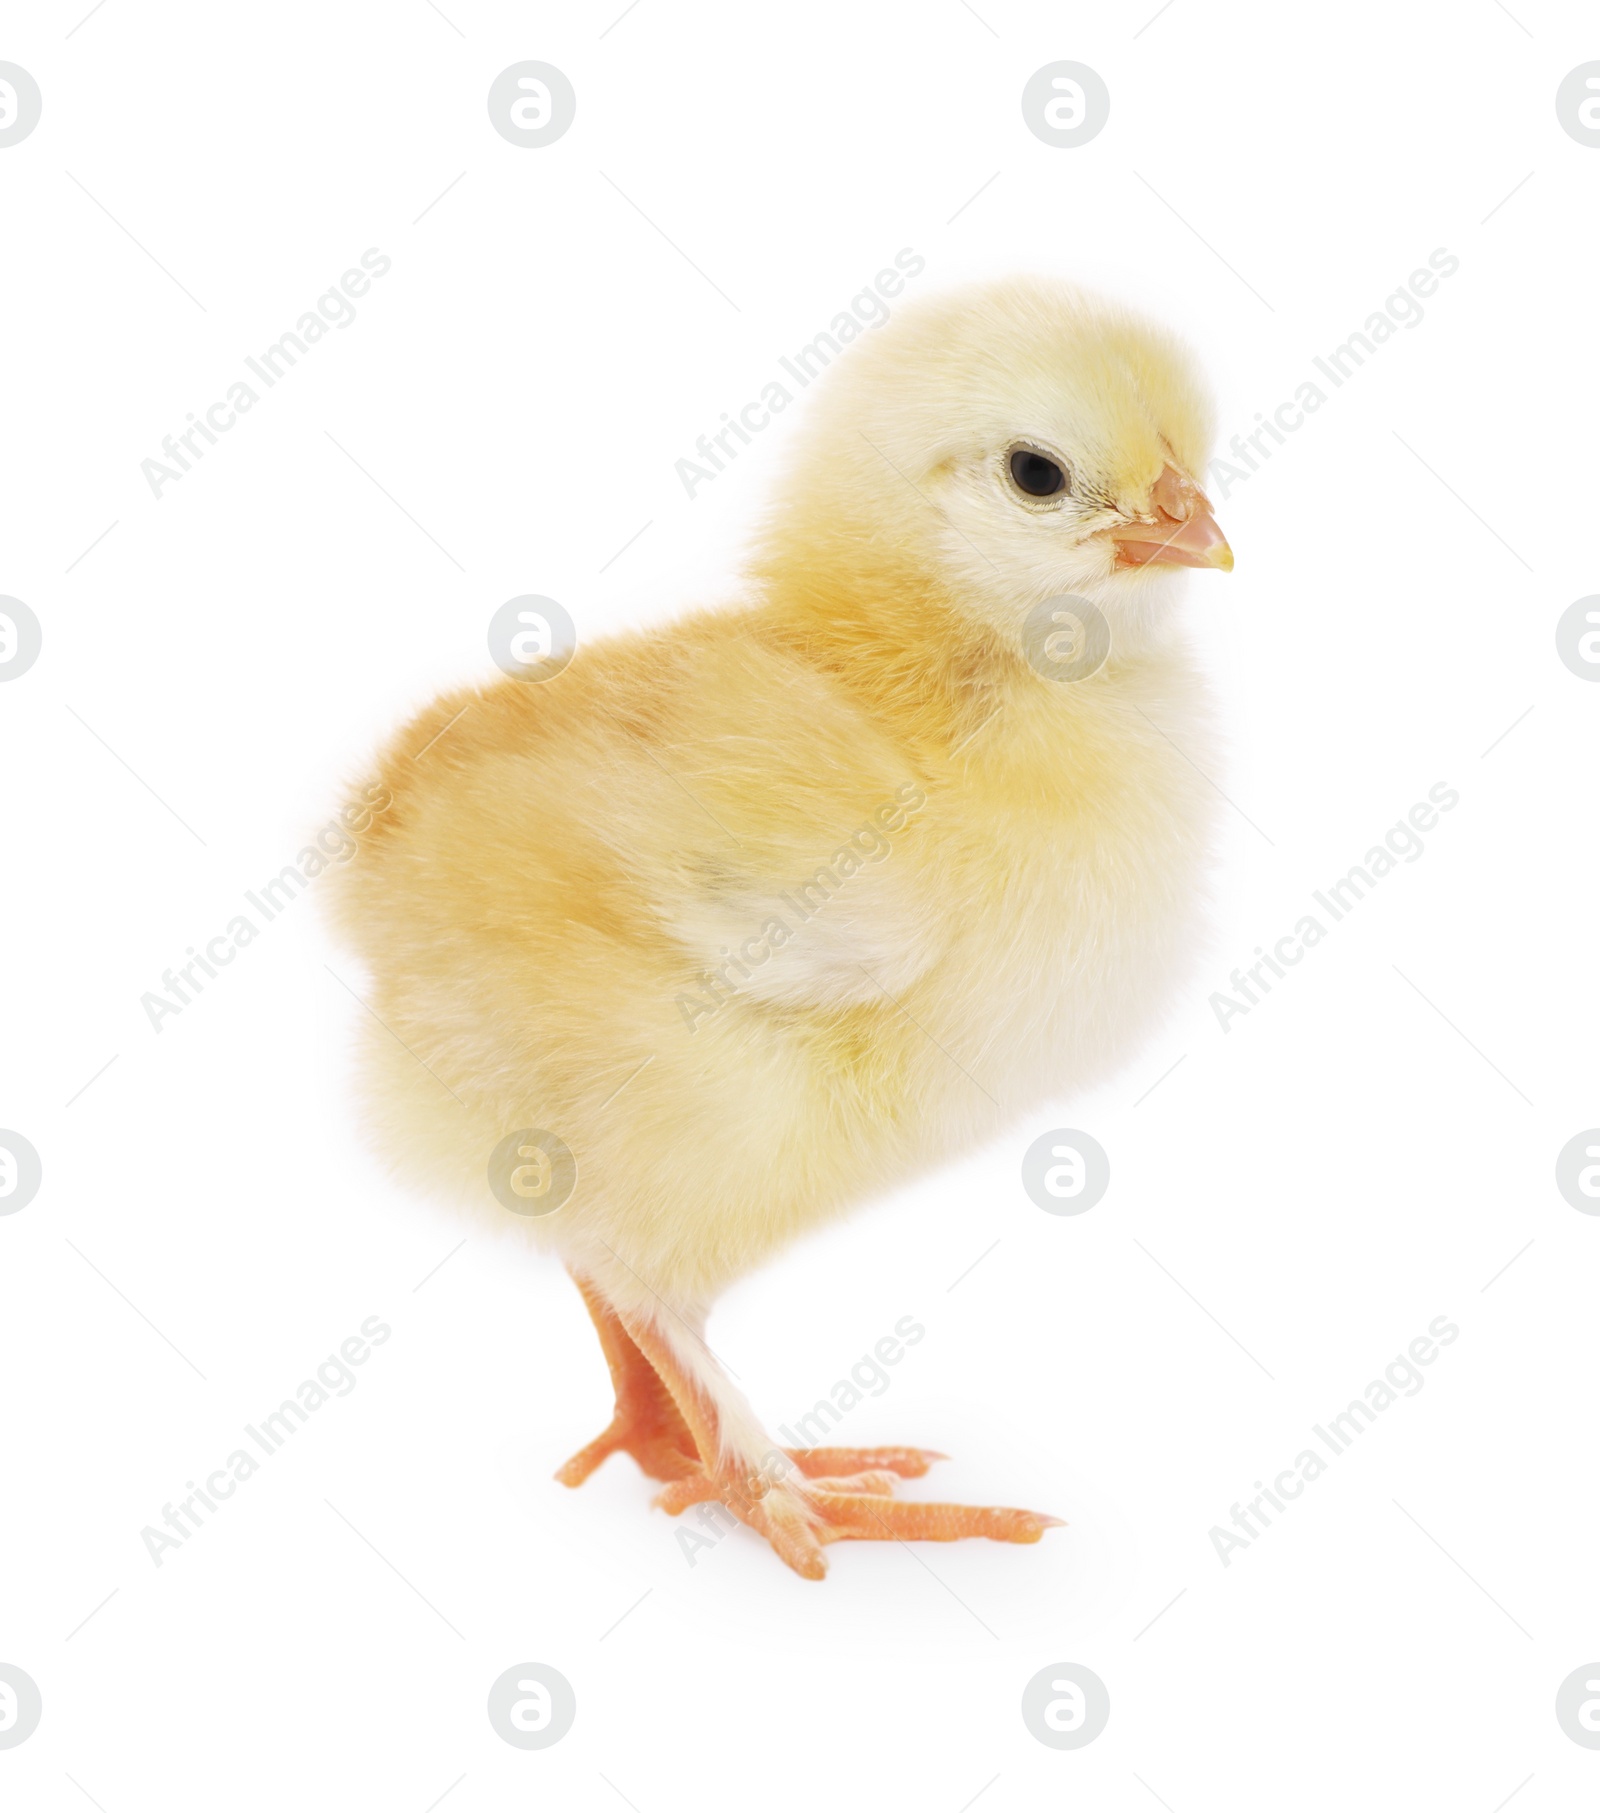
[326,276,1232,1580]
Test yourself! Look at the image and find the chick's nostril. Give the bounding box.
[1150,463,1198,521]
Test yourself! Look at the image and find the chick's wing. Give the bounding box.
[640,634,936,1012]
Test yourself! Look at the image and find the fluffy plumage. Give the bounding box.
[325,275,1229,1575]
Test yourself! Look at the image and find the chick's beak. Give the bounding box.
[1110,464,1233,572]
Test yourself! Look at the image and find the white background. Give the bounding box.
[3,1,1598,1808]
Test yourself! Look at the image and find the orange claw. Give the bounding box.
[809,1493,1064,1546]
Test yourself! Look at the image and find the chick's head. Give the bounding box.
[765,276,1230,650]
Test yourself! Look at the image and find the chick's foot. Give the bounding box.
[653,1459,1062,1578]
[554,1398,700,1488]
[652,1465,837,1580]
[570,1276,1065,1579]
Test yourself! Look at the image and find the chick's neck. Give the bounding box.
[748,528,1025,756]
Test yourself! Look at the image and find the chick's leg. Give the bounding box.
[617,1306,1063,1580]
[617,1305,832,1579]
[554,1271,700,1487]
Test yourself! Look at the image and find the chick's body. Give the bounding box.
[328,278,1227,1576]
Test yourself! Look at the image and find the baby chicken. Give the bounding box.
[326,277,1231,1579]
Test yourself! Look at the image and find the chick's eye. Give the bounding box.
[1008,448,1067,498]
